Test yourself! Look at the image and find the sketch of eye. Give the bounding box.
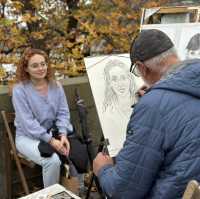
[111,75,128,83]
[120,75,126,81]
[111,76,118,82]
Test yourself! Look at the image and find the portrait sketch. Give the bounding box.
[178,24,200,60]
[102,59,136,119]
[84,54,143,156]
[185,33,200,59]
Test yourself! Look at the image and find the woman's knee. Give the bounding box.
[42,153,61,169]
[49,153,61,167]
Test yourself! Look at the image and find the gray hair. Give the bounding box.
[144,47,178,73]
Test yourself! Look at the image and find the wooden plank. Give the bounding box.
[157,6,195,14]
[141,6,200,25]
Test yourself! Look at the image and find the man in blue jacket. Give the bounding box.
[93,29,200,199]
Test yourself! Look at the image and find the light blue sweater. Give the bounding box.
[12,81,73,143]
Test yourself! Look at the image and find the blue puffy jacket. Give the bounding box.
[98,59,200,199]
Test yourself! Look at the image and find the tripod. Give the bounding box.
[75,89,106,199]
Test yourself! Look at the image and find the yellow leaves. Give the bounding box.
[0,18,14,26]
[127,14,136,20]
[75,18,97,38]
[31,31,48,40]
[13,36,26,46]
[31,32,43,39]
[53,63,65,69]
[12,1,24,11]
[72,47,83,59]
[30,0,43,9]
[0,67,6,79]
[10,26,18,35]
[66,41,74,48]
[21,13,31,22]
[76,34,85,43]
[21,13,39,23]
[144,0,168,8]
[0,54,19,65]
[145,2,159,8]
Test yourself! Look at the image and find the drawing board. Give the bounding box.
[84,54,143,156]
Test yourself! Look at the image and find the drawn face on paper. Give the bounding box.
[187,49,200,59]
[186,33,200,60]
[109,66,130,97]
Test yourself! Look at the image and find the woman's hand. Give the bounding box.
[60,134,70,156]
[49,138,64,154]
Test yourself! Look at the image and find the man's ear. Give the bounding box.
[135,61,148,77]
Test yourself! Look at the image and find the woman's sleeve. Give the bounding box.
[56,85,73,135]
[12,86,52,142]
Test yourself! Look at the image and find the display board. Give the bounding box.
[142,23,200,60]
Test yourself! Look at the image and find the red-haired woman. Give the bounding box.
[12,48,72,187]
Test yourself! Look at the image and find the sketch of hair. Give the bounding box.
[186,33,200,59]
[102,59,136,113]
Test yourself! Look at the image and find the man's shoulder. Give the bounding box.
[137,89,164,108]
[179,59,200,73]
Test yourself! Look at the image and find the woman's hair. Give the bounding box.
[16,48,54,82]
[186,33,200,51]
[102,59,136,112]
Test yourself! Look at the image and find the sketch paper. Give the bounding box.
[142,23,200,60]
[84,54,143,156]
[19,184,81,199]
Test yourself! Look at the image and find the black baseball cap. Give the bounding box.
[130,29,174,64]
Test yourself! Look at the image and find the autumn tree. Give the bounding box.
[0,0,170,78]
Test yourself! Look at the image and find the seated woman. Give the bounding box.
[12,48,73,187]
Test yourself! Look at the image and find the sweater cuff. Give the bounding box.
[40,133,52,143]
[58,127,67,136]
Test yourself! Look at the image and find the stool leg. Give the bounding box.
[2,111,29,195]
[14,155,29,194]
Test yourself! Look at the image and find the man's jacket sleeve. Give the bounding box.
[98,102,165,198]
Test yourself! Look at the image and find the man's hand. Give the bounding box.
[93,152,114,176]
[60,134,70,156]
[136,84,150,98]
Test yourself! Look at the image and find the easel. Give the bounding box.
[75,89,107,199]
[85,138,109,199]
